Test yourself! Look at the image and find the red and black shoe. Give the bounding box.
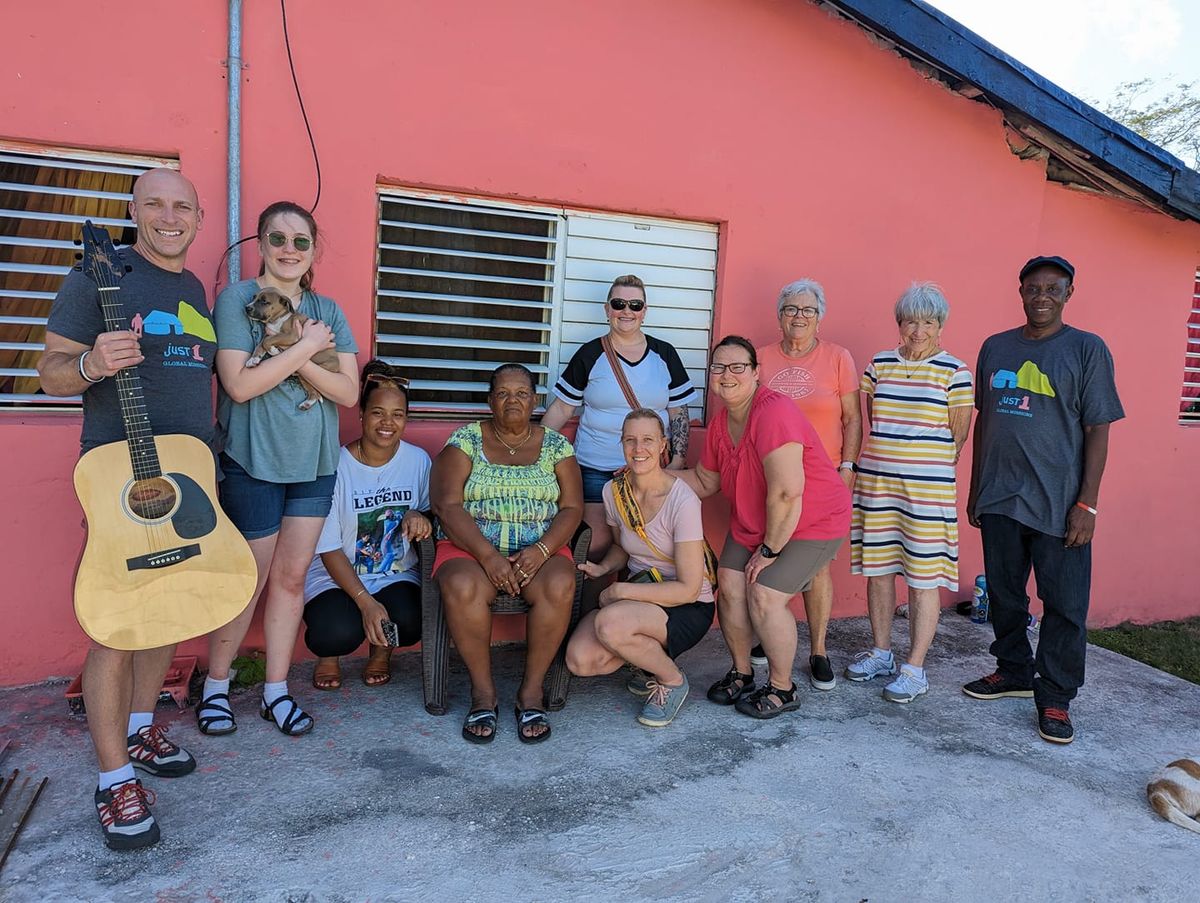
[961,671,1034,700]
[127,724,197,778]
[1037,706,1075,744]
[94,779,160,850]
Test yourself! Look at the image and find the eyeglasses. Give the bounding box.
[708,362,753,374]
[265,231,313,252]
[780,305,820,319]
[608,298,645,312]
[1019,284,1067,300]
[364,373,409,389]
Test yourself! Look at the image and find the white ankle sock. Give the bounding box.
[262,680,306,730]
[98,763,136,791]
[873,647,893,660]
[199,676,233,728]
[203,675,231,701]
[262,680,288,705]
[127,712,153,737]
[904,664,927,681]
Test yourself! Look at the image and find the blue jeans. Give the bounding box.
[980,514,1092,708]
[218,453,336,540]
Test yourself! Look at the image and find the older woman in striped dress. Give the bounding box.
[846,283,973,703]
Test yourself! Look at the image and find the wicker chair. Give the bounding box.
[418,525,591,716]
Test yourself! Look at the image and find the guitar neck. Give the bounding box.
[97,281,162,481]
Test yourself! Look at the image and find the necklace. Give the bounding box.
[490,421,533,456]
[897,347,939,378]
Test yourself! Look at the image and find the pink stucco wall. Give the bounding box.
[2,0,1197,685]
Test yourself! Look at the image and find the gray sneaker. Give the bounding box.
[882,666,929,704]
[843,649,897,682]
[637,673,690,727]
[626,666,653,697]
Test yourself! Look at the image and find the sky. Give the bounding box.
[927,0,1199,105]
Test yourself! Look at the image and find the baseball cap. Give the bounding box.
[1019,255,1075,283]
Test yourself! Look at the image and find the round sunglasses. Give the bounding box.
[608,298,645,312]
[265,231,313,252]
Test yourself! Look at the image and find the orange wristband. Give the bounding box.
[1075,502,1097,516]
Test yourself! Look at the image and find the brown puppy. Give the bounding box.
[1148,757,1200,834]
[243,286,339,411]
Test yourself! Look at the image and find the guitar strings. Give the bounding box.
[88,239,167,555]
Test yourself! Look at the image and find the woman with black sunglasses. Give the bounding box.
[300,360,431,692]
[543,274,696,595]
[201,201,359,738]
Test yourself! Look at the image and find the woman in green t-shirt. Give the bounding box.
[199,201,359,739]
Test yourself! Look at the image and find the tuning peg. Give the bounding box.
[125,265,133,274]
[73,237,82,246]
[74,251,82,261]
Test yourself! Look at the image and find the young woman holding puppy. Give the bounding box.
[201,201,359,737]
[301,361,432,690]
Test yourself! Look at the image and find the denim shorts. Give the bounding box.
[579,465,618,504]
[218,453,336,540]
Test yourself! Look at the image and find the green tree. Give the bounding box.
[1095,79,1200,170]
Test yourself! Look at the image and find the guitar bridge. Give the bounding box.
[126,544,201,571]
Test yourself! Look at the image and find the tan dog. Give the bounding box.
[243,286,339,411]
[1148,757,1200,834]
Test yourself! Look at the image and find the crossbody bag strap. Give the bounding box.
[601,335,642,410]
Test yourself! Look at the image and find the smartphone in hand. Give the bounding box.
[380,619,400,647]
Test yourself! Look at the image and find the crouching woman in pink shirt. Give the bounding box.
[679,336,851,719]
[566,408,715,728]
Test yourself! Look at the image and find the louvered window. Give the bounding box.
[375,189,717,418]
[0,148,168,408]
[1181,267,1200,426]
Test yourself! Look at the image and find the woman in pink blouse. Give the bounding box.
[566,409,715,728]
[681,336,851,720]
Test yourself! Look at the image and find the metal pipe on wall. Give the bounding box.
[227,0,243,284]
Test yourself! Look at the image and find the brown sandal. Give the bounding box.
[312,657,342,691]
[362,645,392,687]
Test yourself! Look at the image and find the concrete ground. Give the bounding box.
[2,613,1199,902]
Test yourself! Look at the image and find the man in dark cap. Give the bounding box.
[962,255,1124,744]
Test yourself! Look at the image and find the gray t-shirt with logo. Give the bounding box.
[214,279,357,484]
[973,325,1124,537]
[46,249,216,454]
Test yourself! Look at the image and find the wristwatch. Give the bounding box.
[759,543,781,559]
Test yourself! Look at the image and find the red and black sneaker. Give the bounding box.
[1037,706,1075,744]
[94,779,160,850]
[127,724,197,778]
[962,671,1035,700]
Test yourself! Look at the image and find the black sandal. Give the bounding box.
[514,706,552,744]
[735,682,801,719]
[260,694,314,736]
[706,669,756,705]
[462,707,498,745]
[196,691,237,736]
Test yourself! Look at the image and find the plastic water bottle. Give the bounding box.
[970,575,989,623]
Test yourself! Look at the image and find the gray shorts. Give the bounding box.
[718,534,843,595]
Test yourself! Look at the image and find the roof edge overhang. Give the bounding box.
[818,0,1200,223]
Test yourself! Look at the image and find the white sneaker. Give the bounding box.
[843,649,897,682]
[882,666,929,704]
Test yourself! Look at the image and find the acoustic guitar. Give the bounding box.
[71,221,257,651]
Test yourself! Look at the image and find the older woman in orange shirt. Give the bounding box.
[752,279,861,691]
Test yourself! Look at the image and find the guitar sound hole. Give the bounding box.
[128,478,177,520]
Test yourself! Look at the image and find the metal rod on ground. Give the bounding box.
[0,769,18,810]
[0,776,47,874]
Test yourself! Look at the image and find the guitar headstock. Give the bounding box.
[78,220,125,288]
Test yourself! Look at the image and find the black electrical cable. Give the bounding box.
[280,0,322,215]
[212,0,323,298]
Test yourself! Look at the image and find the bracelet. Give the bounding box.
[1075,501,1098,516]
[535,540,551,560]
[78,350,104,384]
[353,587,370,600]
[839,461,856,472]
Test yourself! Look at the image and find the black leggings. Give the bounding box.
[303,581,422,657]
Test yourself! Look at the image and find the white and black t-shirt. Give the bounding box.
[553,335,696,471]
[303,443,432,601]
